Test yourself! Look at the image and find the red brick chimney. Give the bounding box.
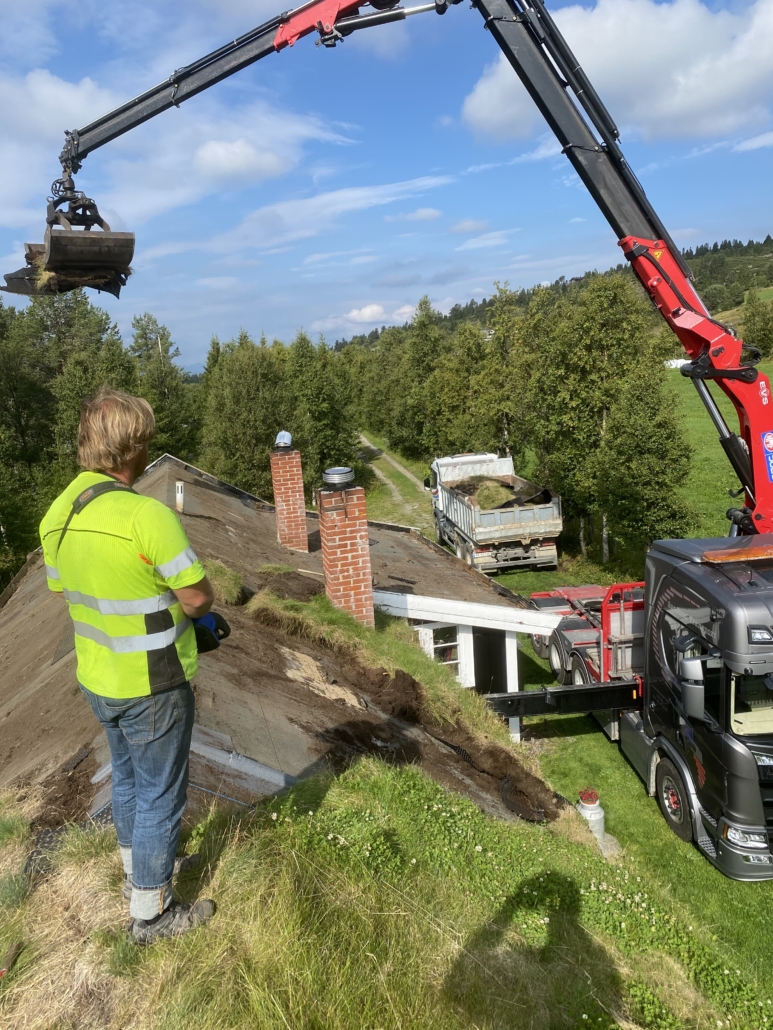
[270,433,309,553]
[316,468,374,627]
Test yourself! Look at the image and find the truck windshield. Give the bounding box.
[730,673,773,735]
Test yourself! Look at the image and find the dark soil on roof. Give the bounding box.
[335,665,561,822]
[29,748,98,830]
[253,571,325,602]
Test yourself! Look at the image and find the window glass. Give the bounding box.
[730,674,773,735]
[659,609,722,721]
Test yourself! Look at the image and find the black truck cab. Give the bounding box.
[628,536,773,880]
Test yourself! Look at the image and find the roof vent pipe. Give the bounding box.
[323,466,355,487]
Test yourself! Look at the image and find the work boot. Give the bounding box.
[130,899,215,945]
[122,853,201,900]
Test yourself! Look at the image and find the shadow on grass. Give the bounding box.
[444,872,622,1028]
[525,713,601,741]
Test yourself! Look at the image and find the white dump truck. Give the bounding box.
[427,453,562,573]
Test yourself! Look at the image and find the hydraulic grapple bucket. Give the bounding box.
[2,228,135,300]
[2,180,134,299]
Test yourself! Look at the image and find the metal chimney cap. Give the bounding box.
[323,466,355,486]
[274,430,293,449]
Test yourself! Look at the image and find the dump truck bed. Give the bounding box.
[430,453,562,572]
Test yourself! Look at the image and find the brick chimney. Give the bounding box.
[270,432,309,553]
[317,467,374,627]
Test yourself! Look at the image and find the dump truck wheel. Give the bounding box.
[434,515,443,544]
[531,633,549,660]
[548,632,569,685]
[570,653,590,685]
[656,758,693,842]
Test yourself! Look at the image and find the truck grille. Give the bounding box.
[760,784,773,827]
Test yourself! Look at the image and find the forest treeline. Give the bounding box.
[2,235,772,589]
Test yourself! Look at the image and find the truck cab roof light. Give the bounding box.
[703,544,773,564]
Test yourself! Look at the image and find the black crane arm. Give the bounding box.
[58,0,443,176]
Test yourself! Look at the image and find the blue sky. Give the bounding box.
[1,0,772,366]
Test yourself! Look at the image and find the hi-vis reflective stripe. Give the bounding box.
[72,618,192,653]
[46,565,60,580]
[155,546,198,579]
[63,588,177,616]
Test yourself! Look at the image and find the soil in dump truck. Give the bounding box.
[451,476,549,510]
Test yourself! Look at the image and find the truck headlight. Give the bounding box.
[752,752,773,766]
[723,824,768,849]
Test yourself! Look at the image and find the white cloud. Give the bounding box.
[455,230,514,251]
[194,139,287,180]
[734,130,773,151]
[463,0,773,141]
[346,304,386,323]
[0,60,353,231]
[210,176,453,254]
[510,135,563,163]
[392,304,415,322]
[450,218,488,235]
[384,207,442,223]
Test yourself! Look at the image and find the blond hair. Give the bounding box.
[78,386,155,472]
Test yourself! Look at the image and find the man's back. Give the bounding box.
[40,470,204,697]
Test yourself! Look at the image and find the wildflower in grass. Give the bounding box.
[410,858,416,864]
[271,812,278,821]
[475,845,482,852]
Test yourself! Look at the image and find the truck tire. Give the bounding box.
[531,633,549,660]
[548,631,570,685]
[570,653,590,685]
[434,514,443,545]
[455,540,465,561]
[655,758,693,843]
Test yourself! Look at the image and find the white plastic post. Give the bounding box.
[175,481,185,513]
[457,624,475,688]
[505,630,520,742]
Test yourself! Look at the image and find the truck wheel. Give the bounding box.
[570,653,590,685]
[455,540,464,561]
[464,544,474,567]
[655,758,693,843]
[434,515,443,544]
[548,632,569,685]
[531,633,549,660]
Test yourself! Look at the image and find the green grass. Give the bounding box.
[202,558,244,605]
[257,562,294,576]
[666,364,769,539]
[0,815,29,848]
[361,430,431,483]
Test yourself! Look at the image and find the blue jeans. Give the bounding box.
[81,683,195,921]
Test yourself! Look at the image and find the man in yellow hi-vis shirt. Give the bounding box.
[40,387,215,944]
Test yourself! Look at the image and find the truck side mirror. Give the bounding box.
[423,476,431,490]
[679,656,705,720]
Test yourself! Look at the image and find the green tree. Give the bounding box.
[131,313,199,460]
[200,331,291,499]
[743,289,773,358]
[522,274,652,558]
[287,332,358,494]
[387,297,448,457]
[596,361,692,546]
